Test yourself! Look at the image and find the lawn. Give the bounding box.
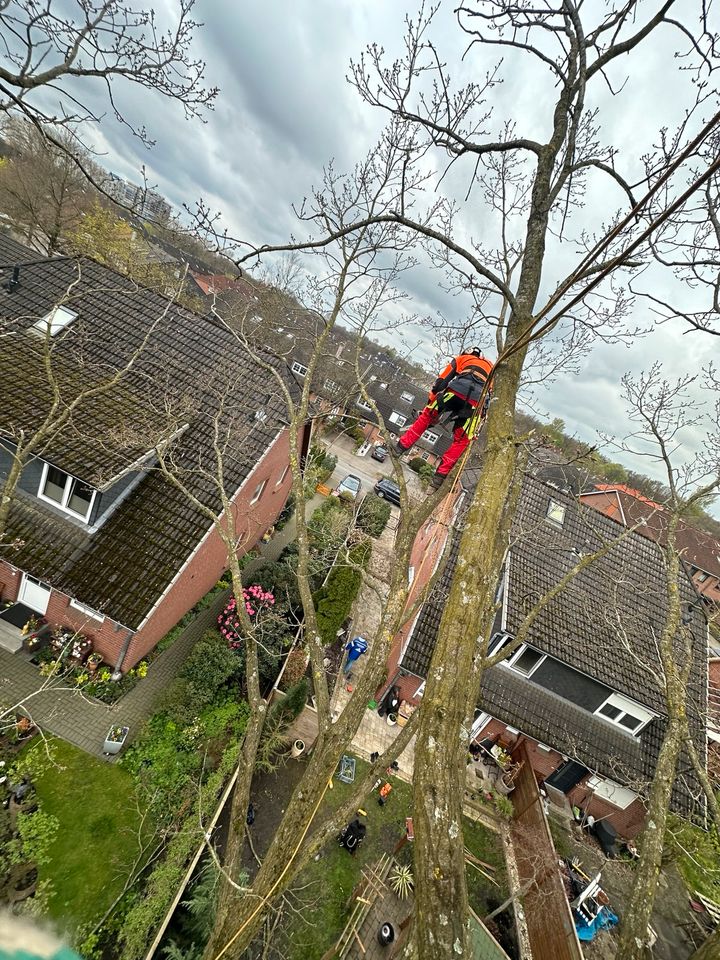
[24,736,153,937]
[272,755,508,960]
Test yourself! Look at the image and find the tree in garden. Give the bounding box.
[0,0,216,214]
[0,119,94,253]
[194,4,720,957]
[609,368,719,957]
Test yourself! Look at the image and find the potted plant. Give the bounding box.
[69,634,92,664]
[86,652,103,674]
[103,725,129,756]
[21,615,40,636]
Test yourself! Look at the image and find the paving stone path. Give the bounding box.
[0,498,322,758]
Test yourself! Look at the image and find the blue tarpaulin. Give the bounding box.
[575,907,619,942]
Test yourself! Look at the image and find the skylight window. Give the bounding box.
[33,306,78,336]
[545,498,566,527]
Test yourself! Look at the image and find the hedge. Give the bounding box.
[313,542,370,645]
[357,494,391,538]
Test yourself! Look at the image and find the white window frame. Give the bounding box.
[389,412,407,427]
[422,431,439,445]
[291,361,308,377]
[356,396,373,411]
[69,599,105,623]
[504,643,547,677]
[408,566,415,587]
[594,692,654,734]
[276,465,290,487]
[400,391,415,403]
[696,570,709,583]
[33,306,78,336]
[546,498,566,527]
[415,680,426,698]
[37,462,97,522]
[585,774,638,810]
[250,479,268,505]
[324,379,338,391]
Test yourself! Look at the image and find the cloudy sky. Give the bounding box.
[47,1,720,489]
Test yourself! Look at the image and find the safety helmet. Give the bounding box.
[467,346,483,357]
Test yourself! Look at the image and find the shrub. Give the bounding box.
[408,456,426,472]
[357,494,391,538]
[314,543,370,644]
[162,630,243,724]
[280,646,308,689]
[418,463,435,485]
[269,679,309,726]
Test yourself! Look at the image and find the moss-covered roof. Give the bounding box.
[0,234,299,627]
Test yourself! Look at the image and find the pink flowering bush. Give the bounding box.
[218,585,275,650]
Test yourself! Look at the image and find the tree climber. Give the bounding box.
[395,347,494,488]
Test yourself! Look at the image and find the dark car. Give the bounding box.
[374,477,401,506]
[371,444,388,462]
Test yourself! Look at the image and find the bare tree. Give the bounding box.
[0,0,216,215]
[201,5,720,955]
[0,118,94,252]
[607,368,720,959]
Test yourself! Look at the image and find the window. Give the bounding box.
[595,693,654,734]
[546,498,566,527]
[408,566,415,586]
[276,465,290,486]
[415,680,426,698]
[250,479,267,505]
[422,431,439,445]
[33,306,78,336]
[586,775,638,810]
[507,644,546,677]
[324,379,337,391]
[389,412,407,427]
[38,463,96,521]
[291,362,308,377]
[356,396,373,411]
[400,391,415,403]
[696,571,709,583]
[69,599,105,623]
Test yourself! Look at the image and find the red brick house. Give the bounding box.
[378,474,709,838]
[0,234,308,672]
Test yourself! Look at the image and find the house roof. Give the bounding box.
[581,485,720,578]
[290,329,454,455]
[401,473,708,815]
[0,235,299,629]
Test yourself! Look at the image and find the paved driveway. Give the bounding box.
[322,434,424,504]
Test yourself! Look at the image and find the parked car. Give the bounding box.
[374,477,401,506]
[371,444,388,462]
[332,474,362,500]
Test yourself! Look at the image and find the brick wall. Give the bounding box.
[1,426,304,671]
[473,718,647,839]
[123,426,300,668]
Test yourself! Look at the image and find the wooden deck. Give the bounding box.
[286,704,320,750]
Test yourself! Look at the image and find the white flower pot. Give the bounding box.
[291,739,305,758]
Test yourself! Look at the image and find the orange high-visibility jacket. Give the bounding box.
[431,353,494,405]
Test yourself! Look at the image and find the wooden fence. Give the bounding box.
[510,742,583,960]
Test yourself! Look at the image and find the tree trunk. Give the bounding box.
[410,347,527,958]
[615,718,685,960]
[688,928,720,960]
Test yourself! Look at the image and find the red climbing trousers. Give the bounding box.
[397,390,483,476]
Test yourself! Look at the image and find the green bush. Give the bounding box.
[357,494,391,538]
[418,463,435,485]
[269,679,309,726]
[314,543,370,644]
[162,630,243,724]
[408,457,426,472]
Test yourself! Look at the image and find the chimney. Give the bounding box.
[3,266,20,292]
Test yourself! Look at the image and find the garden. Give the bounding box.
[158,752,514,960]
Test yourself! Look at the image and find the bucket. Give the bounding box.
[291,739,305,758]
